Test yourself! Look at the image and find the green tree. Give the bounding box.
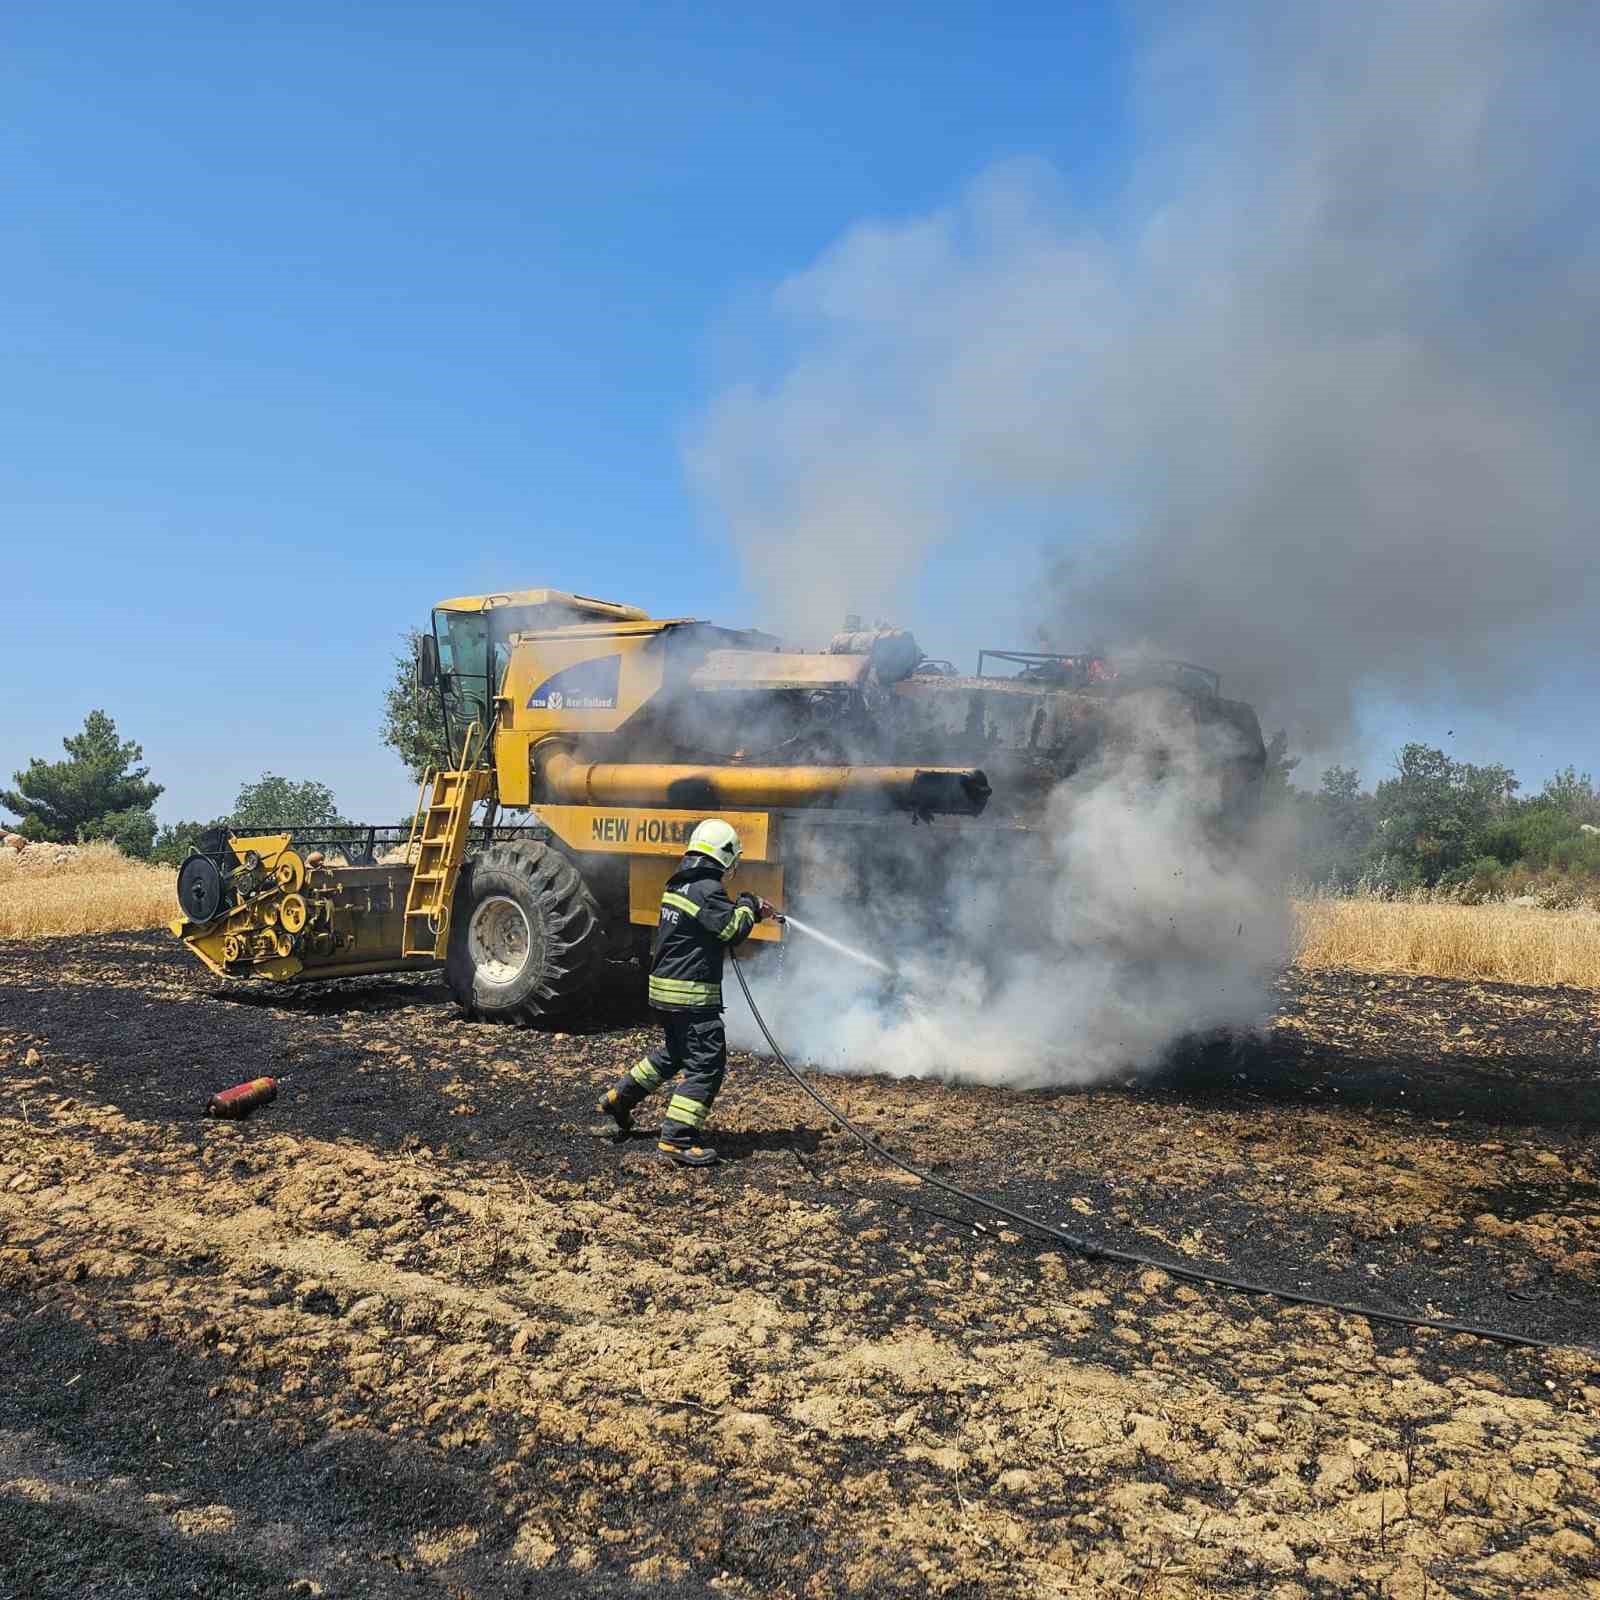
[1367,743,1519,888]
[380,628,450,784]
[0,710,163,850]
[80,805,160,857]
[1298,764,1374,888]
[230,774,347,830]
[1539,766,1600,825]
[1261,730,1301,805]
[150,818,222,867]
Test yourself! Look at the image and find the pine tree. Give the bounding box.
[0,710,163,848]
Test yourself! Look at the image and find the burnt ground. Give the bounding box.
[1,933,1598,1598]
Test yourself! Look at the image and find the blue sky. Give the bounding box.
[5,2,1127,822]
[5,2,1592,825]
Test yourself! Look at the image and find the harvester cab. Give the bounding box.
[171,587,993,1022]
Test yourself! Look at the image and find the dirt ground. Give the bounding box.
[2,932,1598,1598]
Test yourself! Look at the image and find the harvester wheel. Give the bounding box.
[445,841,607,1023]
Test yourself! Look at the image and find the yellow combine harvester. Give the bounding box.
[172,589,992,1021]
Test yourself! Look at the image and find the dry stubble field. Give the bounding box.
[1,927,1599,1598]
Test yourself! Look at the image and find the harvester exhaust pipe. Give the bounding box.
[537,748,991,817]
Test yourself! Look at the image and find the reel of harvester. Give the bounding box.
[171,831,437,983]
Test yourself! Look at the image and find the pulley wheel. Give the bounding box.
[279,893,308,933]
[176,855,225,923]
[274,851,305,892]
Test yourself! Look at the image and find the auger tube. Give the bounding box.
[537,747,990,816]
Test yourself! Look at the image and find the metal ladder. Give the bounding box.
[401,724,491,959]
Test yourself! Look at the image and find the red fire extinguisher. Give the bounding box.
[205,1076,279,1119]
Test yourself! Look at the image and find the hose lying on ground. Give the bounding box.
[731,958,1589,1357]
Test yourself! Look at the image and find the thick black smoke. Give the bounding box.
[688,0,1600,752]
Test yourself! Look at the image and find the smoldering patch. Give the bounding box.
[732,711,1292,1088]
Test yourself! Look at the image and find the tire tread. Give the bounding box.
[444,841,607,1022]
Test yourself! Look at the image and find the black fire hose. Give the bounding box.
[730,958,1587,1357]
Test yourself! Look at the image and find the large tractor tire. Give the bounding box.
[445,841,607,1022]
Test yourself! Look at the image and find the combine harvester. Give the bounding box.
[171,588,1264,1019]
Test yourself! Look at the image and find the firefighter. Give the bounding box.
[597,819,773,1166]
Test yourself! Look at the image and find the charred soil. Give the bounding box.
[2,933,1598,1597]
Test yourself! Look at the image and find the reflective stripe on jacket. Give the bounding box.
[648,855,758,1012]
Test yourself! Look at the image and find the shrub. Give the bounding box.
[78,805,158,858]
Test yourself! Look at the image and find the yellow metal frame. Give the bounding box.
[495,624,671,742]
[434,588,649,621]
[401,722,493,958]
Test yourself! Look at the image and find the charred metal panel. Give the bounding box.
[690,650,873,693]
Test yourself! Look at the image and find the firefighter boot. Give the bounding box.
[658,1138,719,1167]
[658,1082,720,1166]
[595,1090,634,1136]
[597,1072,651,1138]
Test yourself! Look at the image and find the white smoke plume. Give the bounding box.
[729,702,1293,1085]
[701,1,1598,1084]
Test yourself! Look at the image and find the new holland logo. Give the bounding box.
[527,654,621,712]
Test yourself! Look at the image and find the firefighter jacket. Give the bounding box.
[648,854,758,1013]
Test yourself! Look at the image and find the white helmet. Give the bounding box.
[687,818,742,874]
